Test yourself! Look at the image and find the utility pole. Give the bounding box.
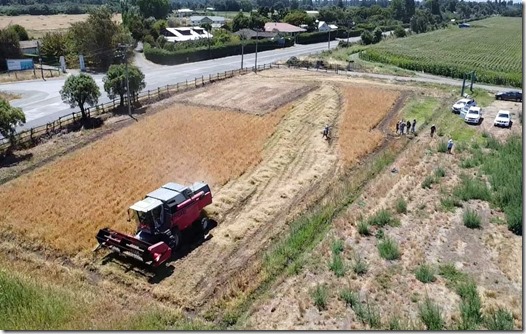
[328,28,331,50]
[119,43,132,117]
[241,42,244,69]
[255,30,259,72]
[36,41,44,81]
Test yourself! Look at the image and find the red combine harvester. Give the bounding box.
[95,181,213,268]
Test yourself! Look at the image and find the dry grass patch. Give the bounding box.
[0,104,285,255]
[0,14,121,31]
[338,85,400,164]
[0,69,61,83]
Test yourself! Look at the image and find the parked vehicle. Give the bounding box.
[464,106,482,125]
[452,98,476,114]
[495,91,522,102]
[459,105,470,119]
[493,110,512,128]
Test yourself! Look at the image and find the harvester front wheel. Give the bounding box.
[168,228,182,251]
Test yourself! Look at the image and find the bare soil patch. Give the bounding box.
[174,73,317,115]
[0,14,122,31]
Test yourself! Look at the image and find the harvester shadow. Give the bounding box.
[0,152,33,167]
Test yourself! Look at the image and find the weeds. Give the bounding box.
[357,221,371,236]
[452,175,491,202]
[377,237,401,260]
[438,264,470,289]
[375,229,384,239]
[415,264,436,283]
[311,284,328,311]
[339,288,359,308]
[355,299,381,329]
[485,308,514,330]
[440,196,463,212]
[421,176,437,189]
[434,167,446,178]
[352,254,368,275]
[437,139,448,152]
[331,239,344,255]
[367,209,400,227]
[395,197,407,214]
[456,281,483,329]
[463,208,482,229]
[418,297,444,330]
[329,253,346,277]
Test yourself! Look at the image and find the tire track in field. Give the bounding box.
[153,85,342,307]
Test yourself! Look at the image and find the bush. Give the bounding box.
[357,221,371,236]
[329,253,346,277]
[463,209,482,229]
[456,281,482,329]
[415,264,436,283]
[453,176,491,202]
[437,139,448,152]
[419,297,444,330]
[394,26,407,38]
[296,31,336,44]
[361,30,374,45]
[434,167,446,178]
[367,209,399,227]
[311,284,328,311]
[394,197,407,214]
[440,196,463,212]
[378,237,400,260]
[421,176,437,189]
[331,239,344,255]
[339,288,359,308]
[485,308,514,330]
[352,254,368,275]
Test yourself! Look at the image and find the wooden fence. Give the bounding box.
[0,63,277,154]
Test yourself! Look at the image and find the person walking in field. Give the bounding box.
[406,120,411,134]
[412,119,416,133]
[395,121,400,134]
[430,124,436,137]
[323,124,331,140]
[400,120,406,135]
[447,138,454,154]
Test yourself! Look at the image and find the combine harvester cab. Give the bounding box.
[95,181,213,268]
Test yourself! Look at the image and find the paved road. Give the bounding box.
[0,40,343,132]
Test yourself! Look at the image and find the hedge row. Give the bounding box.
[144,38,294,65]
[359,49,522,88]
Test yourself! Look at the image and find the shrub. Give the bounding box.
[375,229,384,239]
[419,297,444,330]
[463,208,482,229]
[434,167,446,178]
[367,209,399,227]
[457,281,483,329]
[453,176,491,202]
[394,197,407,214]
[355,299,381,328]
[311,284,328,311]
[437,139,448,152]
[485,308,514,330]
[394,26,407,38]
[421,176,436,189]
[415,264,436,283]
[440,196,463,212]
[329,253,346,277]
[331,239,344,255]
[378,237,400,260]
[357,221,371,236]
[438,264,470,288]
[352,254,368,275]
[339,288,359,308]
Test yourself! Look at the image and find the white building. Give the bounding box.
[317,21,338,31]
[174,8,194,17]
[163,27,212,43]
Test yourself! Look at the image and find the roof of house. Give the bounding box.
[234,28,278,39]
[264,22,306,33]
[176,8,194,13]
[190,15,226,22]
[164,27,212,42]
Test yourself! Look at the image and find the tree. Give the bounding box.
[283,10,313,26]
[337,0,344,8]
[360,30,373,45]
[390,0,405,21]
[6,24,29,41]
[404,0,415,22]
[240,0,253,12]
[232,12,250,31]
[103,64,146,107]
[372,27,383,43]
[40,31,68,59]
[394,25,406,37]
[68,6,120,70]
[290,0,299,9]
[249,12,267,30]
[137,0,170,19]
[0,97,25,146]
[60,73,100,122]
[0,28,22,71]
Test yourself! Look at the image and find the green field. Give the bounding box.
[359,17,522,87]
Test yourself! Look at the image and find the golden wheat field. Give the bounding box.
[0,104,285,255]
[0,14,122,31]
[338,85,400,164]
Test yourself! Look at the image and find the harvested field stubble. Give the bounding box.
[338,85,400,164]
[0,104,285,255]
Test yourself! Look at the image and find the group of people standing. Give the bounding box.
[395,119,417,135]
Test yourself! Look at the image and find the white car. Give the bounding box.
[459,105,470,118]
[452,98,476,114]
[464,106,482,125]
[494,110,512,128]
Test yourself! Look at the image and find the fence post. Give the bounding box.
[30,128,33,143]
[209,74,212,82]
[166,85,169,94]
[176,82,179,91]
[58,116,62,129]
[148,90,150,99]
[202,75,204,85]
[217,73,219,80]
[158,87,160,97]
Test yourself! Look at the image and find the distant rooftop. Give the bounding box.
[264,22,306,33]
